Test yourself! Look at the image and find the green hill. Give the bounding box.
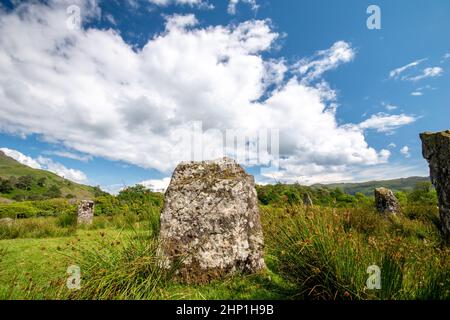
[314,176,431,196]
[0,151,100,201]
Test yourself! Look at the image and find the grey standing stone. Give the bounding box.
[0,217,14,227]
[77,200,94,225]
[374,187,399,214]
[303,193,313,206]
[159,157,266,283]
[420,130,450,243]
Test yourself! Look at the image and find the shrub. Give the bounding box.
[0,203,39,219]
[44,185,62,199]
[15,175,34,190]
[0,217,75,240]
[57,212,77,228]
[0,178,13,193]
[32,199,76,217]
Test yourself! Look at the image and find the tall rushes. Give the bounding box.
[68,230,177,300]
[262,205,449,300]
[264,206,382,299]
[67,201,172,300]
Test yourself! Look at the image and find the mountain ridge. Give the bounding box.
[313,176,431,196]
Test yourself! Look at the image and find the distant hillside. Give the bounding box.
[0,151,100,201]
[314,176,431,196]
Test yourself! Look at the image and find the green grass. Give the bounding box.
[0,204,448,300]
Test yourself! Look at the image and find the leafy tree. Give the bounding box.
[408,182,437,205]
[395,191,408,207]
[37,177,47,187]
[283,189,302,205]
[355,192,372,206]
[0,178,14,193]
[44,185,62,199]
[93,185,107,197]
[16,175,35,190]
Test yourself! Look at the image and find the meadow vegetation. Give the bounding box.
[0,182,448,300]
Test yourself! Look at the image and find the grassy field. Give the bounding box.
[0,202,448,300]
[0,223,295,300]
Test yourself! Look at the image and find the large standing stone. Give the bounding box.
[420,130,450,243]
[159,157,266,283]
[77,200,94,225]
[374,187,399,214]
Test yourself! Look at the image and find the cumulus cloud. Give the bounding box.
[400,146,411,158]
[0,1,416,184]
[36,156,88,183]
[294,41,355,83]
[388,143,396,148]
[403,67,443,82]
[139,177,171,192]
[358,113,417,134]
[389,58,427,79]
[411,91,423,96]
[382,102,398,111]
[0,147,88,183]
[228,0,258,15]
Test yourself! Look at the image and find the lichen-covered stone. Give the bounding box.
[303,193,313,206]
[77,200,94,225]
[374,187,399,214]
[420,130,450,243]
[159,157,265,283]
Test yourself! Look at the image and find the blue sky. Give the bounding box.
[0,0,448,193]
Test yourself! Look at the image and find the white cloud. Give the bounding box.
[389,58,426,79]
[382,102,398,111]
[400,146,411,158]
[388,143,396,148]
[0,1,416,184]
[164,13,198,30]
[294,41,355,83]
[0,147,88,183]
[228,0,258,15]
[0,147,42,169]
[139,177,171,192]
[411,91,423,96]
[149,0,209,7]
[403,67,443,82]
[36,156,88,183]
[358,113,417,134]
[104,13,117,25]
[43,150,93,162]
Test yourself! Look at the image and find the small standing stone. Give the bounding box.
[374,187,399,214]
[77,200,94,225]
[420,130,450,243]
[159,157,266,283]
[303,193,313,206]
[0,217,14,227]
